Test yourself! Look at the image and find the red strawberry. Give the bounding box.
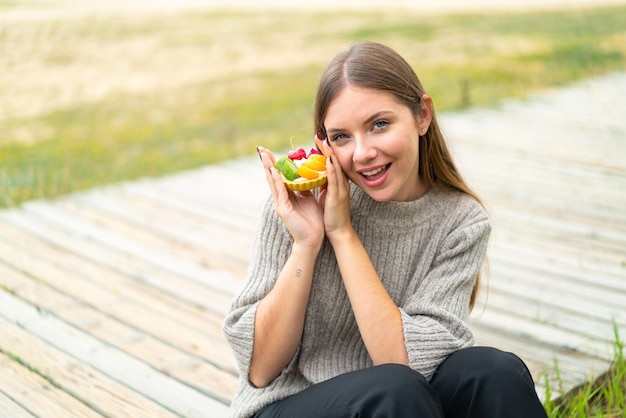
[287,147,307,160]
[308,148,322,156]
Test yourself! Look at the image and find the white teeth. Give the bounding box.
[362,166,385,177]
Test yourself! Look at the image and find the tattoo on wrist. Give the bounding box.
[295,268,302,278]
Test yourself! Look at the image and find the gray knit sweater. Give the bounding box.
[222,184,491,418]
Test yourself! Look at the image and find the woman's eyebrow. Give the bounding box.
[363,110,393,126]
[326,110,394,134]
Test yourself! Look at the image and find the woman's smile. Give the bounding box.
[359,163,391,186]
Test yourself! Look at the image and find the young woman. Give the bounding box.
[222,41,547,418]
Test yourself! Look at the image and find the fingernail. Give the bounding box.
[256,146,262,160]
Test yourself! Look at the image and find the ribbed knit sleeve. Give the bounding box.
[222,196,286,377]
[222,196,309,417]
[399,196,490,380]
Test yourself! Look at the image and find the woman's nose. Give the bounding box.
[352,136,377,163]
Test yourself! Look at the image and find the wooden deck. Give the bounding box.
[1,72,625,417]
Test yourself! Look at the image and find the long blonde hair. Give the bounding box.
[314,41,484,309]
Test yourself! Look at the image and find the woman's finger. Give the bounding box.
[257,146,276,166]
[317,182,328,211]
[260,147,294,216]
[270,167,289,208]
[259,147,280,201]
[321,139,334,183]
[321,140,344,199]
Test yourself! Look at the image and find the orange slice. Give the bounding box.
[303,158,326,172]
[307,154,327,164]
[297,165,320,179]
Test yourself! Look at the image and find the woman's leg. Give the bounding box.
[430,346,548,418]
[254,363,444,418]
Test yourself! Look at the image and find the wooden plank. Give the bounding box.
[490,241,626,292]
[450,110,626,155]
[0,351,104,418]
[122,173,264,232]
[56,304,238,405]
[0,390,37,418]
[147,157,268,213]
[489,247,626,298]
[19,201,243,296]
[0,211,236,314]
[488,265,617,316]
[469,307,614,361]
[493,104,626,146]
[489,206,626,242]
[471,170,626,215]
[470,167,625,206]
[489,228,625,280]
[131,179,262,233]
[456,157,626,225]
[61,191,254,276]
[0,239,238,375]
[0,235,238,401]
[477,285,622,346]
[461,146,625,178]
[0,316,180,418]
[0,221,234,318]
[443,106,626,171]
[0,290,230,418]
[56,303,238,405]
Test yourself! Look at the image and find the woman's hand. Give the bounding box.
[258,146,325,250]
[319,139,353,242]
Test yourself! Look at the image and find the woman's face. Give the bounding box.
[320,85,431,202]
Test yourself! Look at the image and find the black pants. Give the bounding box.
[253,347,548,418]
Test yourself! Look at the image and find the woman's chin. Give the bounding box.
[363,186,395,202]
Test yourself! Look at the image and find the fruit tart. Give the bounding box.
[274,146,327,191]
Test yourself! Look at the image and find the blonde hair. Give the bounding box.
[314,41,484,309]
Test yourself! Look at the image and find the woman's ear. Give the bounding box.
[418,94,433,133]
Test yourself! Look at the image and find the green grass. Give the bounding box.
[543,324,625,417]
[0,5,625,207]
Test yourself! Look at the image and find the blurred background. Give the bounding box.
[1,0,625,208]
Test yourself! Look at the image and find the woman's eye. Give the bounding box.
[373,120,389,130]
[332,133,349,141]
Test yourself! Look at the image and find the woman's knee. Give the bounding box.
[431,347,547,418]
[447,347,535,388]
[367,364,430,395]
[358,364,444,417]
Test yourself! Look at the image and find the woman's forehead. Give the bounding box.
[325,86,407,127]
